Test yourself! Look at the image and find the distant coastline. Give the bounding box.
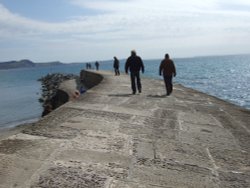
[0,59,64,70]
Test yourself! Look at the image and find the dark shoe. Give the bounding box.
[132,91,136,95]
[139,89,141,93]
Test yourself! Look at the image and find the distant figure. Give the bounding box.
[113,56,120,76]
[95,61,100,70]
[159,53,176,96]
[125,50,144,94]
[86,63,91,69]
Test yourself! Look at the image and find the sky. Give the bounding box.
[0,0,250,62]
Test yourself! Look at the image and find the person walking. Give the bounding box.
[125,50,144,94]
[113,56,120,76]
[95,61,100,70]
[159,53,176,96]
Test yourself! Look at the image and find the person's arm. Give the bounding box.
[140,58,144,73]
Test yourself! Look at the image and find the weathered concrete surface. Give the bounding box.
[0,71,249,188]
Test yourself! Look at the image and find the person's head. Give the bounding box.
[131,50,136,56]
[114,56,117,60]
[165,53,169,59]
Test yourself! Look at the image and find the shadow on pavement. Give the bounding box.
[147,94,167,98]
[108,93,133,97]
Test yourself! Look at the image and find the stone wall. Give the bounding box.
[40,70,103,117]
[80,70,103,89]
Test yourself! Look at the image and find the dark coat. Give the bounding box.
[125,55,144,73]
[113,59,119,69]
[159,59,176,77]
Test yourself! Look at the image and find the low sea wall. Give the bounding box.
[80,69,104,89]
[41,70,104,116]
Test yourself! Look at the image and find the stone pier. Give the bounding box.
[0,70,249,187]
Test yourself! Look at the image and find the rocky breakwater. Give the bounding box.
[38,70,104,117]
[38,73,82,116]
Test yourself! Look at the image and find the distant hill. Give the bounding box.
[0,60,64,70]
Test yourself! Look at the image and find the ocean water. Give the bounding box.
[145,55,250,109]
[0,54,249,129]
[0,64,85,129]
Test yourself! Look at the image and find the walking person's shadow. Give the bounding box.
[108,93,134,97]
[146,94,167,98]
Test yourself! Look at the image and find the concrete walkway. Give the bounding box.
[0,71,249,188]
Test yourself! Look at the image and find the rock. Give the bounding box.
[38,73,79,117]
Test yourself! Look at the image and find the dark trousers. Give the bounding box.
[130,71,141,93]
[164,75,173,95]
[114,68,120,75]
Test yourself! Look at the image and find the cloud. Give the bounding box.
[0,0,250,61]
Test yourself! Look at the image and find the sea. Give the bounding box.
[0,54,250,129]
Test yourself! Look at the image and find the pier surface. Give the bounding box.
[0,71,249,188]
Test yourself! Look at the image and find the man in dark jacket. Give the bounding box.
[125,50,144,94]
[95,61,99,70]
[113,56,120,76]
[159,53,176,96]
